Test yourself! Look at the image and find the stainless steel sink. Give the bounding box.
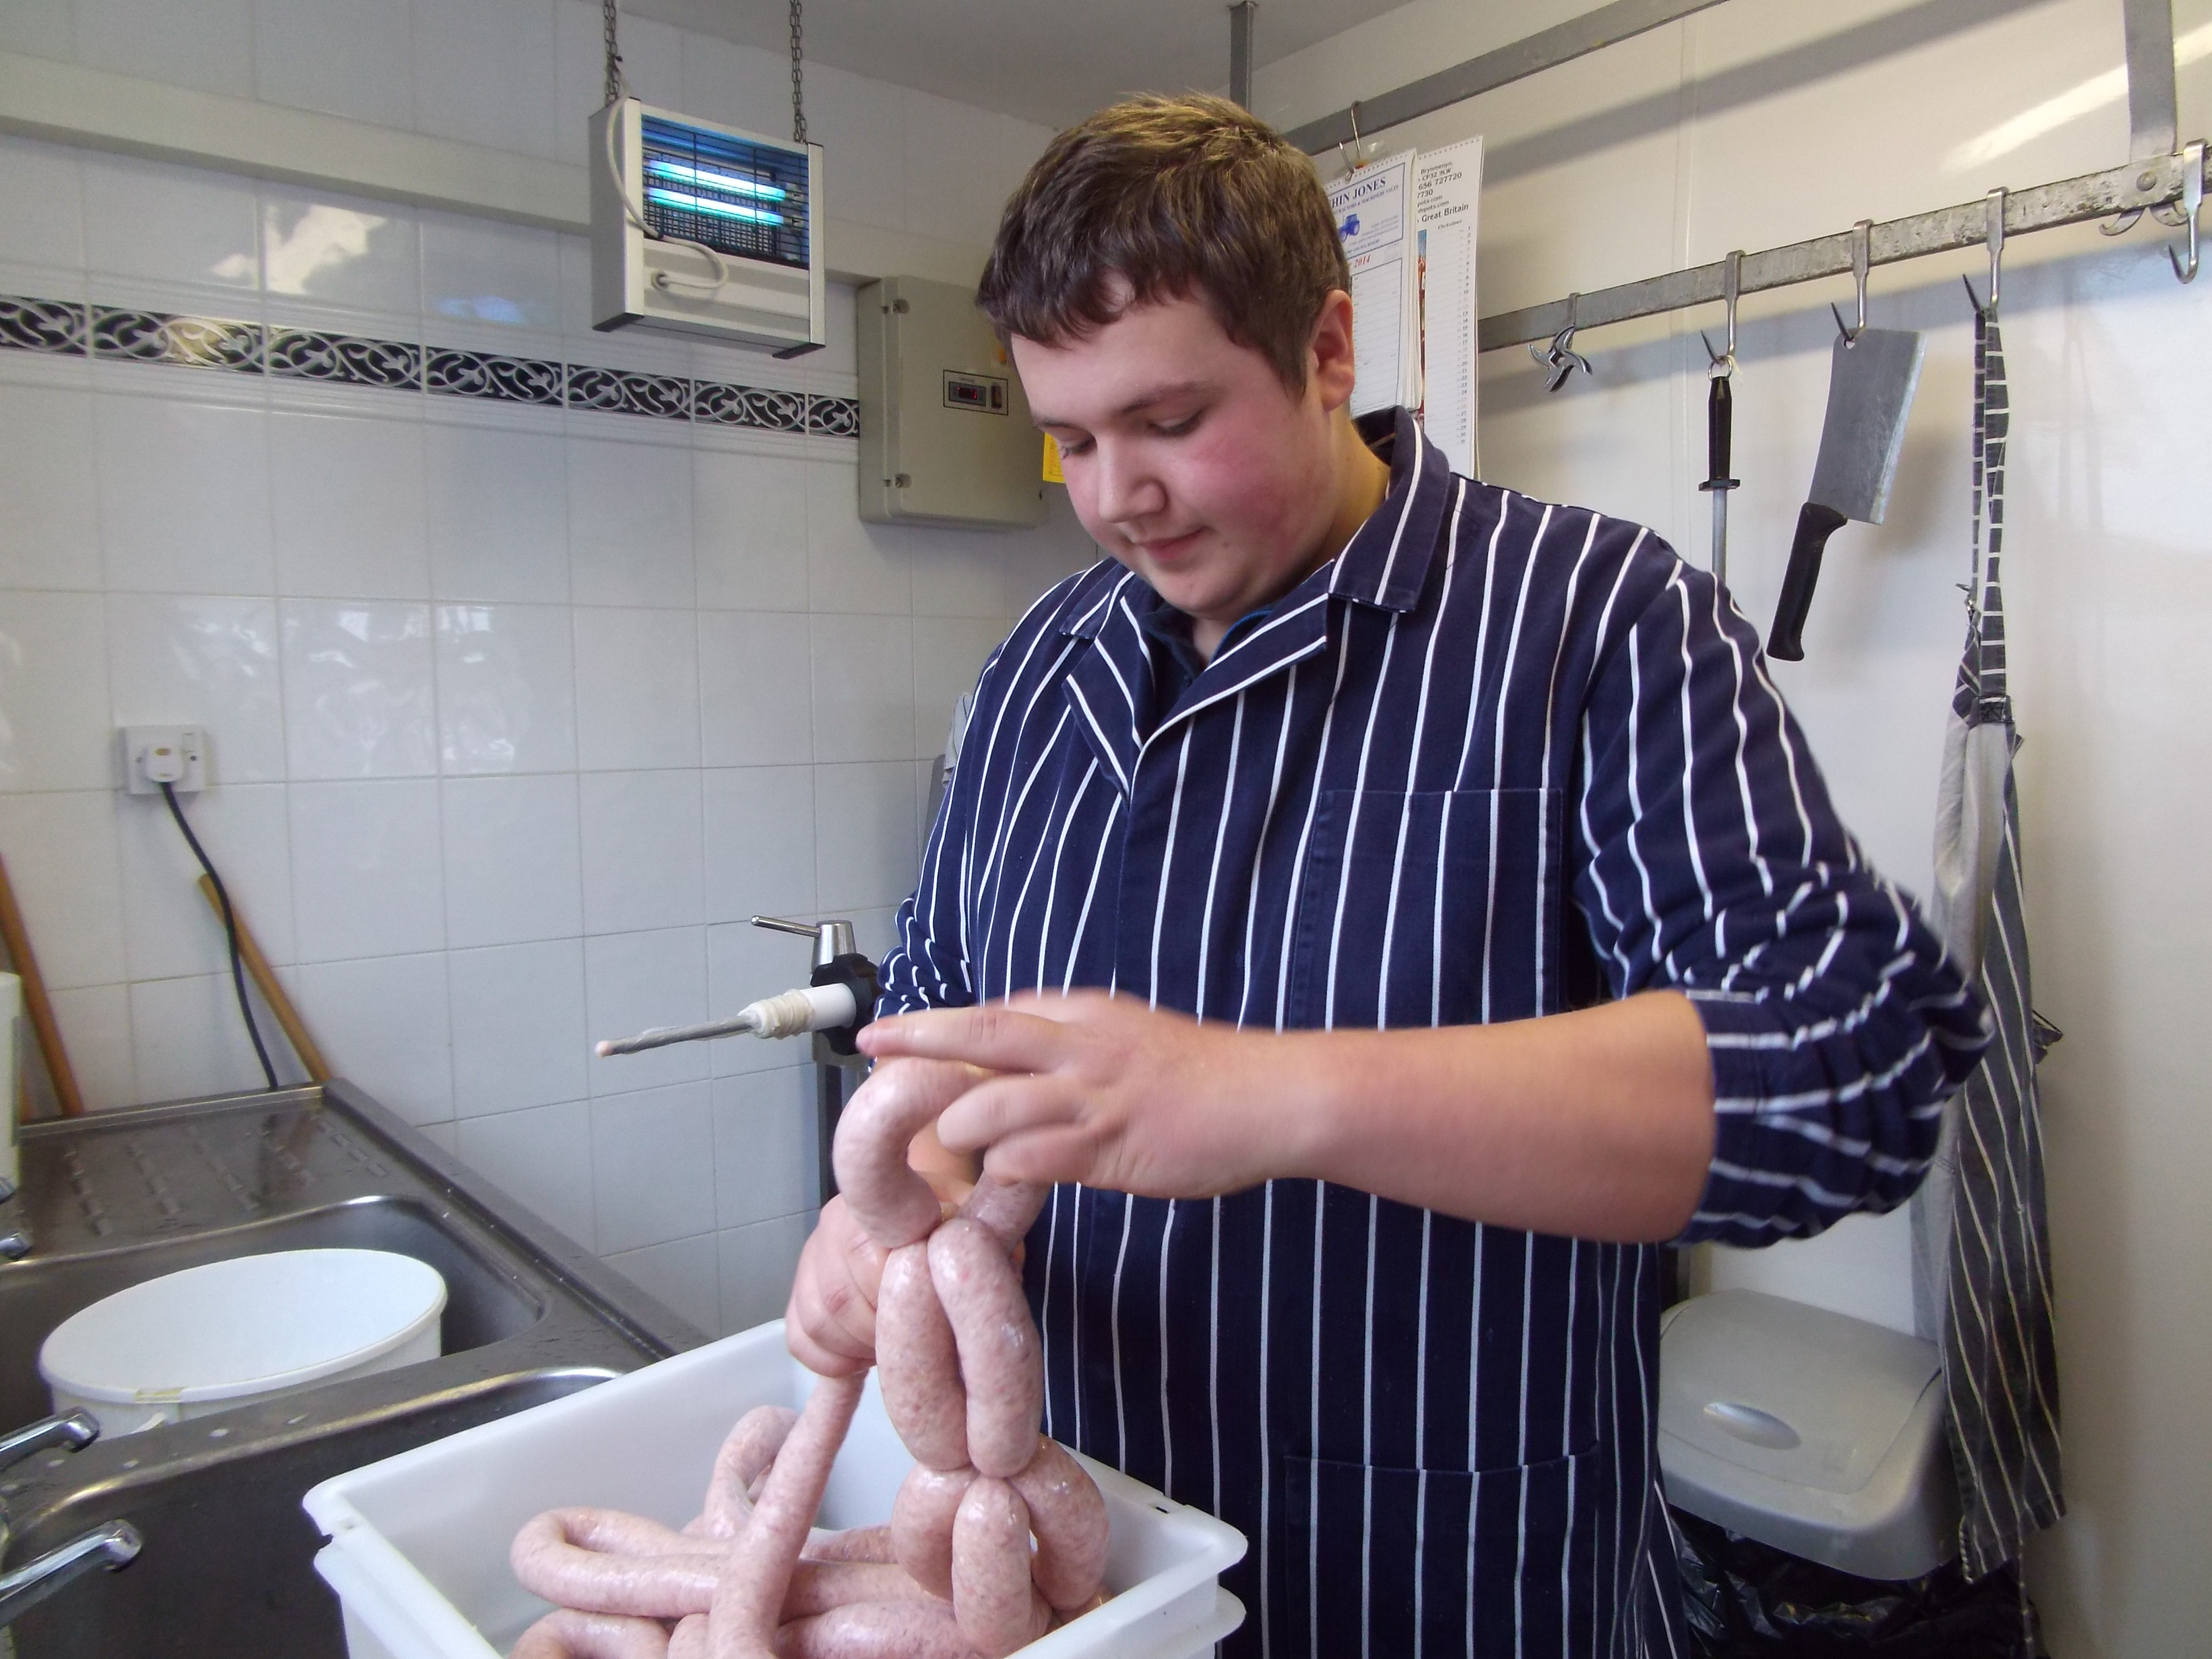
[0,1081,709,1659]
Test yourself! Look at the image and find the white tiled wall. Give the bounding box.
[0,0,1093,1339]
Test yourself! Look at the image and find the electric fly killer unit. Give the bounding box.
[589,98,826,357]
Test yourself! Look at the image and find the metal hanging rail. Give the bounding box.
[1478,145,2209,352]
[1283,0,2203,351]
[1281,0,1731,157]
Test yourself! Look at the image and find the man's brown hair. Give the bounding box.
[977,93,1349,393]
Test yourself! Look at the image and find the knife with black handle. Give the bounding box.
[1766,501,1847,662]
[1766,328,1925,663]
[1700,370,1737,584]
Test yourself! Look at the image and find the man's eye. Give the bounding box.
[1154,415,1200,437]
[1055,435,1094,458]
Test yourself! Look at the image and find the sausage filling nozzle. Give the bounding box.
[596,981,860,1057]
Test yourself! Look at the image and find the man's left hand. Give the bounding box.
[856,992,1288,1198]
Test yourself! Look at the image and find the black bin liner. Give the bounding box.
[1671,1507,2040,1658]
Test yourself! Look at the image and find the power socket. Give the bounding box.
[121,726,207,795]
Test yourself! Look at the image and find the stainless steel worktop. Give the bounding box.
[0,1080,708,1658]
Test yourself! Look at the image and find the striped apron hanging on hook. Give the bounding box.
[1914,293,2065,1584]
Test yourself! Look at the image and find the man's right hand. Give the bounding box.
[785,1193,888,1376]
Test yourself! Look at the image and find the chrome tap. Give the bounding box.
[0,1184,27,1261]
[0,1413,97,1477]
[0,1516,141,1630]
[0,1413,137,1633]
[749,914,857,970]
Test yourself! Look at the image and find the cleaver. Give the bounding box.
[1765,327,1925,661]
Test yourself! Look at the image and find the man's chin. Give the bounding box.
[1150,576,1237,622]
[1107,550,1219,612]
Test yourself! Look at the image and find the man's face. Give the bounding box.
[1012,290,1353,630]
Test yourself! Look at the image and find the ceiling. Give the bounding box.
[624,0,1409,129]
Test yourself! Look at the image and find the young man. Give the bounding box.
[790,95,1987,1656]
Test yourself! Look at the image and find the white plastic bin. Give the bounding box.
[42,1248,445,1438]
[304,1322,1245,1659]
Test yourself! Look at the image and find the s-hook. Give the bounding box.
[2103,138,2204,239]
[1828,219,1873,344]
[1530,291,1593,392]
[2169,140,2202,283]
[1963,187,2005,316]
[1338,101,1367,173]
[1698,252,1743,585]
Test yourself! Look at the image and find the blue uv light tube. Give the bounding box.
[644,187,785,226]
[642,158,789,201]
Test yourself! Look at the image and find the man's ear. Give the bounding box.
[1307,289,1358,412]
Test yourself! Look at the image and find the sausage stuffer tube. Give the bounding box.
[596,917,880,1203]
[594,982,861,1056]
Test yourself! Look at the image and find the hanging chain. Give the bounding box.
[789,0,807,144]
[601,0,624,106]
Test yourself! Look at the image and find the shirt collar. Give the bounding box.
[1327,406,1454,614]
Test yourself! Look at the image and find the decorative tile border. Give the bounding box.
[0,292,858,440]
[426,345,562,406]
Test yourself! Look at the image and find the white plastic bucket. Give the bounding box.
[41,1248,447,1438]
[304,1322,1246,1659]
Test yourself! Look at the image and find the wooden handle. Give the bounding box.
[0,851,86,1118]
[196,875,332,1084]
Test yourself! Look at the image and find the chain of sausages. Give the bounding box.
[507,1061,1108,1658]
[828,1061,1110,1656]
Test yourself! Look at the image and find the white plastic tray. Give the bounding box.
[304,1322,1246,1659]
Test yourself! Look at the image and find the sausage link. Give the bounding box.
[508,1607,672,1659]
[798,1523,893,1564]
[708,1372,865,1658]
[873,1243,968,1470]
[779,1559,939,1620]
[950,1476,1050,1659]
[928,1219,1043,1479]
[1007,1438,1110,1611]
[510,1509,724,1618]
[699,1406,798,1538]
[771,1597,972,1658]
[831,1060,979,1248]
[889,1461,975,1599]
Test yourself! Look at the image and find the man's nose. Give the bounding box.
[1091,442,1167,528]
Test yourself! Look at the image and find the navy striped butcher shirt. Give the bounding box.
[878,409,1989,1657]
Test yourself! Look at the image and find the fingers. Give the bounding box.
[981,1127,1103,1190]
[997,988,1115,1023]
[785,1318,870,1379]
[786,1268,873,1377]
[785,1203,883,1377]
[934,1075,1084,1156]
[859,1005,1075,1074]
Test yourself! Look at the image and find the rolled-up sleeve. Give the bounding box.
[1572,559,1991,1247]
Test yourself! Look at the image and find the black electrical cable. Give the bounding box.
[158,781,279,1091]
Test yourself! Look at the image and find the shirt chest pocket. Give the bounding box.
[1286,788,1564,1030]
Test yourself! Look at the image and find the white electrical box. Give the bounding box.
[589,98,826,356]
[119,726,205,794]
[857,275,1048,530]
